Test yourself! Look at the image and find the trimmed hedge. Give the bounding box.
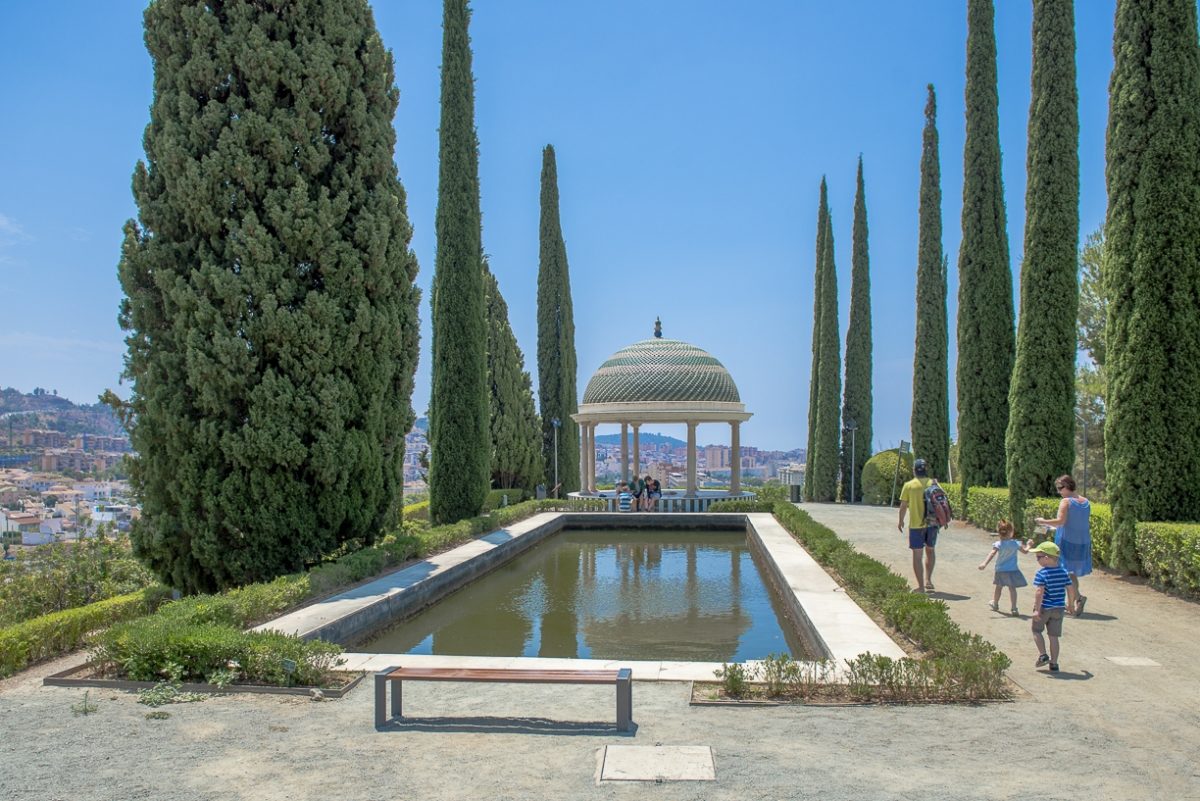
[708,500,776,513]
[1134,522,1200,597]
[861,450,914,505]
[0,586,172,678]
[771,502,1009,698]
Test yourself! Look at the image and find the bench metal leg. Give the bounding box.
[616,668,633,732]
[392,679,403,719]
[374,666,399,729]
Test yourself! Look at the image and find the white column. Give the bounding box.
[731,421,741,494]
[620,423,629,483]
[578,421,588,494]
[588,424,597,493]
[632,424,641,479]
[686,421,697,495]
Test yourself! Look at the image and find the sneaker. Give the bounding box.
[988,602,999,612]
[1035,654,1050,668]
[1049,663,1060,672]
[1011,607,1020,616]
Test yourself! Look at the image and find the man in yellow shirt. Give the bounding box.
[897,458,939,593]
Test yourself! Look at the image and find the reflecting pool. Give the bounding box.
[360,529,810,662]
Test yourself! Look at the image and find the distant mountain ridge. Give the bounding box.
[594,431,685,448]
[0,387,125,438]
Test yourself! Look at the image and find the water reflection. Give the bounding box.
[363,529,808,662]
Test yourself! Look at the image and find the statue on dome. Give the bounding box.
[654,316,662,339]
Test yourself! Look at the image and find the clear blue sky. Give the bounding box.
[0,1,1116,453]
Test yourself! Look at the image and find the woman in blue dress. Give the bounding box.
[1034,474,1092,616]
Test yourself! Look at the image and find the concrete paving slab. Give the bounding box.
[600,745,716,782]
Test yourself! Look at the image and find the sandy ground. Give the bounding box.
[1,503,1197,801]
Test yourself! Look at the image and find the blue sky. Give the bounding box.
[0,1,1116,453]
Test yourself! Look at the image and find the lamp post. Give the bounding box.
[551,417,561,498]
[843,418,857,504]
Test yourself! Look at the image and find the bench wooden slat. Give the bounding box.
[384,667,618,684]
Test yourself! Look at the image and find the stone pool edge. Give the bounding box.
[254,512,904,683]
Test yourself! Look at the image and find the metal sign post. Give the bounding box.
[890,440,911,507]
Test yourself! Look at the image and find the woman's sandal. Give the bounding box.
[1075,596,1087,616]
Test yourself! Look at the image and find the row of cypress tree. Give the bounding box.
[117,0,580,589]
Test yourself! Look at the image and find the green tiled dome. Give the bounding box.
[582,338,741,405]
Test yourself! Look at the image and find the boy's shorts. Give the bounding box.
[908,526,939,549]
[1031,607,1065,636]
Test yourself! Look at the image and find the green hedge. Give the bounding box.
[940,482,964,520]
[771,502,1009,698]
[0,586,172,678]
[961,487,1010,533]
[708,500,776,513]
[402,499,430,522]
[861,450,913,505]
[1134,522,1200,597]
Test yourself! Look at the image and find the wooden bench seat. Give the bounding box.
[373,666,633,732]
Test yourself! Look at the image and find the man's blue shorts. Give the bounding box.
[908,526,939,549]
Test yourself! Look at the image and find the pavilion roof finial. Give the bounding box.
[654,316,662,339]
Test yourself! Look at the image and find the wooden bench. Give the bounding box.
[373,666,633,732]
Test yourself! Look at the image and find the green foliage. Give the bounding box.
[911,86,950,478]
[956,0,1015,493]
[92,616,343,687]
[71,691,99,717]
[138,683,207,707]
[536,145,581,494]
[959,487,1010,534]
[810,180,842,502]
[1133,523,1200,597]
[1104,0,1200,572]
[0,587,171,678]
[402,499,431,522]
[841,158,873,503]
[484,267,544,492]
[713,662,751,699]
[0,533,156,626]
[751,483,790,504]
[861,449,913,506]
[1075,365,1106,501]
[1023,496,1113,567]
[939,482,964,521]
[115,0,421,593]
[707,500,776,513]
[430,0,490,525]
[1007,0,1079,530]
[804,181,830,503]
[1077,229,1107,368]
[483,488,528,511]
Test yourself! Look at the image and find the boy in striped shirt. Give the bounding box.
[1028,541,1077,672]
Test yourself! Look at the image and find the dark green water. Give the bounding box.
[360,529,809,662]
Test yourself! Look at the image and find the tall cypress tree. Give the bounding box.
[429,0,489,524]
[1105,0,1200,571]
[912,85,950,479]
[841,157,873,503]
[1006,0,1079,531]
[811,187,842,502]
[804,181,830,501]
[536,145,580,494]
[113,0,421,593]
[957,0,1014,492]
[484,263,544,491]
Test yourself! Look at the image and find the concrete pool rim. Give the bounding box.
[255,512,905,682]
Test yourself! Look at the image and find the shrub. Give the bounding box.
[861,449,913,505]
[708,500,776,513]
[0,586,171,678]
[963,487,1010,533]
[1133,522,1200,597]
[750,483,789,504]
[402,499,430,522]
[939,482,964,519]
[0,533,156,627]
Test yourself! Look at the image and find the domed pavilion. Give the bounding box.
[571,319,753,508]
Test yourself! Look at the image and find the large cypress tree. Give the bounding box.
[114,0,421,593]
[429,0,489,524]
[536,145,580,495]
[912,86,950,479]
[1105,0,1200,571]
[957,0,1014,492]
[841,157,873,503]
[1006,0,1079,531]
[484,264,544,491]
[804,181,830,501]
[811,185,842,502]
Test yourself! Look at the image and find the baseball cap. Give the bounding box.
[1030,541,1060,558]
[913,458,928,475]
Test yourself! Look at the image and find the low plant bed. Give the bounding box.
[688,679,1017,706]
[44,662,362,698]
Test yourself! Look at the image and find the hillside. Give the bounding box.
[0,388,125,438]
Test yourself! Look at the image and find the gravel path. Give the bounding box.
[1,504,1197,800]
